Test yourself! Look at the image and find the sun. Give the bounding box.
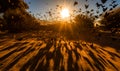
[61,8,70,18]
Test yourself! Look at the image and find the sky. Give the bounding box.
[24,0,120,19]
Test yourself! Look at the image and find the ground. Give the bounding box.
[0,30,120,71]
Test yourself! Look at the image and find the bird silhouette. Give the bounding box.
[109,4,113,6]
[85,4,89,9]
[74,1,78,6]
[79,8,81,11]
[48,11,52,17]
[91,9,94,12]
[86,11,90,14]
[109,8,113,11]
[95,15,98,18]
[28,2,31,4]
[101,0,107,4]
[112,0,116,4]
[101,5,105,8]
[103,7,108,12]
[113,4,118,8]
[96,3,102,8]
[90,13,93,16]
[56,5,59,7]
[96,10,99,14]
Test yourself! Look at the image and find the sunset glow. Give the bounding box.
[61,8,70,18]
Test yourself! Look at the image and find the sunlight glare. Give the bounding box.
[61,8,70,18]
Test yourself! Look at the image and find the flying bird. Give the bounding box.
[86,11,90,14]
[56,5,59,7]
[112,0,116,4]
[74,1,78,6]
[113,4,118,8]
[109,4,113,6]
[48,11,52,17]
[109,8,113,11]
[28,2,31,4]
[91,9,94,12]
[103,7,108,12]
[96,3,102,8]
[90,13,93,16]
[96,10,99,14]
[95,15,98,18]
[101,0,107,4]
[101,5,105,8]
[85,4,89,9]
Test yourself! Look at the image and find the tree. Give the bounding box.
[73,14,94,33]
[0,0,40,32]
[101,8,120,33]
[0,0,28,13]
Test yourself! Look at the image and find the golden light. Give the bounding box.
[61,8,70,18]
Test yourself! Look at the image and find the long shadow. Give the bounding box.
[88,44,120,71]
[2,44,35,71]
[3,36,118,71]
[0,42,28,51]
[0,42,28,61]
[34,39,57,71]
[64,30,120,50]
[64,42,80,71]
[20,38,54,71]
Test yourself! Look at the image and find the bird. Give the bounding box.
[56,5,59,7]
[74,1,78,6]
[103,7,108,12]
[112,0,116,4]
[91,9,94,12]
[109,8,113,11]
[109,4,113,6]
[95,15,98,18]
[96,10,99,14]
[113,4,118,8]
[79,8,81,11]
[90,13,93,16]
[28,2,31,4]
[96,2,102,8]
[85,4,89,9]
[101,0,107,4]
[101,5,105,8]
[86,11,90,14]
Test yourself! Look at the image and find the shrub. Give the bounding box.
[3,8,40,33]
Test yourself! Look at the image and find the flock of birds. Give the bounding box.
[28,0,119,20]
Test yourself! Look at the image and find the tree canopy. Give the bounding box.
[0,0,28,13]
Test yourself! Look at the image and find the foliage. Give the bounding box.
[101,8,120,33]
[0,0,40,33]
[0,0,28,13]
[74,14,94,31]
[0,18,7,31]
[3,8,40,32]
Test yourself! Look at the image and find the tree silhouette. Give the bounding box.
[101,8,120,34]
[0,0,28,13]
[0,0,40,32]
